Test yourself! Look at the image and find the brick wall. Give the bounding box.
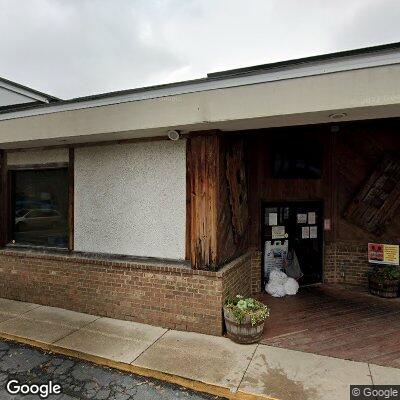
[250,250,262,294]
[324,242,371,285]
[220,249,261,298]
[222,253,252,300]
[323,243,337,283]
[0,249,253,336]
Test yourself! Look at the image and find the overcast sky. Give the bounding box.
[0,0,399,99]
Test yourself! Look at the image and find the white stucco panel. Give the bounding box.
[74,140,186,260]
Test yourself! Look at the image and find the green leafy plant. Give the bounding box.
[224,295,269,326]
[368,265,400,282]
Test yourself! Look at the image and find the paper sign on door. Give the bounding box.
[310,226,318,239]
[297,214,307,224]
[269,213,278,226]
[272,226,285,239]
[301,227,310,239]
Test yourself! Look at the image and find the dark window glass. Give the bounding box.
[11,168,69,248]
[272,140,322,179]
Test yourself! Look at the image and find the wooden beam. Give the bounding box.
[7,162,68,171]
[187,135,219,269]
[225,138,248,240]
[216,136,249,265]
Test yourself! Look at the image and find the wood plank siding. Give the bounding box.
[246,118,400,248]
[187,135,219,269]
[186,134,249,269]
[187,119,399,270]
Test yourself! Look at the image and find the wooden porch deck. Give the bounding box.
[258,284,400,368]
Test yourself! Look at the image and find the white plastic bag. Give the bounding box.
[266,268,299,297]
[284,277,299,295]
[269,268,287,285]
[265,281,286,297]
[265,268,288,297]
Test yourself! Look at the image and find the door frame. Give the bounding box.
[260,199,324,288]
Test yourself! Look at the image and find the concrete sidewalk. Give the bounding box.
[0,298,399,400]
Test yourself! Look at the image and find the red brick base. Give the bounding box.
[0,244,372,335]
[250,250,262,294]
[324,242,371,285]
[0,249,253,336]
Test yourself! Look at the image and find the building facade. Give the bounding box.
[0,43,399,335]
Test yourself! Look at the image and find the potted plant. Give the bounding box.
[223,295,269,344]
[368,265,400,298]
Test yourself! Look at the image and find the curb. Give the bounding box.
[0,332,278,400]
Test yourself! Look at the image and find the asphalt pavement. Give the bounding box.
[0,339,225,400]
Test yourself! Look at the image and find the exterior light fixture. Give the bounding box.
[167,130,180,141]
[329,112,347,120]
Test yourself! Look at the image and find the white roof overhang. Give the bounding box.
[1,47,400,149]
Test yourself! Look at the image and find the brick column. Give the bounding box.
[251,250,262,294]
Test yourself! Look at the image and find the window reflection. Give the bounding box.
[11,168,69,248]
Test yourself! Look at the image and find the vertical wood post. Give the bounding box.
[187,135,219,270]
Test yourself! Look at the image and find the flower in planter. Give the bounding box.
[224,295,269,326]
[237,299,248,310]
[368,265,400,282]
[368,265,400,298]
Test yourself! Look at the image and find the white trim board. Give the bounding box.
[1,48,400,121]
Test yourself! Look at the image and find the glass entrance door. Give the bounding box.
[262,201,323,288]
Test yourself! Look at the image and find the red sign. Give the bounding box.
[368,243,384,263]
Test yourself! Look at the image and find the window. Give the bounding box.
[10,168,69,248]
[272,140,323,179]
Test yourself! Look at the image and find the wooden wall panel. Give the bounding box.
[217,136,248,265]
[187,135,219,269]
[245,118,400,248]
[186,120,400,268]
[187,133,249,269]
[246,125,333,247]
[343,154,400,235]
[335,120,400,243]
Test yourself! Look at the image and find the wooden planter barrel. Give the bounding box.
[223,306,265,344]
[368,277,400,298]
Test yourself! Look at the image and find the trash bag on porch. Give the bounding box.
[265,268,299,297]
